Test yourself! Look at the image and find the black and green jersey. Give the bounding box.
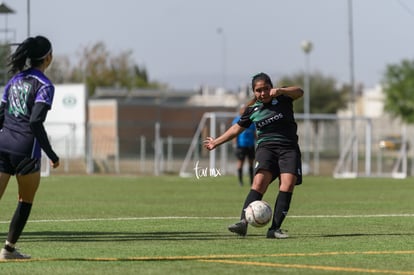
[237,95,298,145]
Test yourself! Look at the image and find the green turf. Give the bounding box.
[0,175,413,274]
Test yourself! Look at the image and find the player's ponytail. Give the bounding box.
[245,97,256,107]
[7,36,52,75]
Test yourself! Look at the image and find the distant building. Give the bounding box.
[88,86,243,159]
[44,83,87,158]
[360,85,385,118]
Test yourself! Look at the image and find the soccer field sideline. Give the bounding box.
[1,213,414,224]
[2,250,414,275]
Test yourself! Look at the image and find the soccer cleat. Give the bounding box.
[266,228,289,239]
[0,248,31,260]
[228,220,247,236]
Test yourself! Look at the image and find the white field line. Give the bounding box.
[0,213,414,224]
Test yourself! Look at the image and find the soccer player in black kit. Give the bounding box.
[0,36,60,259]
[204,72,303,239]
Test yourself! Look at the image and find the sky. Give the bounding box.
[4,0,414,91]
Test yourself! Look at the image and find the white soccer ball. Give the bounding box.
[244,200,272,227]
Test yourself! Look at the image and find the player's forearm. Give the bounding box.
[274,86,304,100]
[0,102,5,128]
[30,121,59,163]
[213,124,242,147]
[214,132,236,147]
[29,102,59,163]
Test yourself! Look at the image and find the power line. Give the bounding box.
[397,0,414,17]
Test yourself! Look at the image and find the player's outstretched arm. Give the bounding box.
[270,86,304,100]
[204,123,244,151]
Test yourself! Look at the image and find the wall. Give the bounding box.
[45,83,87,158]
[88,99,237,158]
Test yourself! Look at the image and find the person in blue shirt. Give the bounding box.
[0,36,60,260]
[232,105,256,186]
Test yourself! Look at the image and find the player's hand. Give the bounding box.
[50,160,60,169]
[270,88,282,98]
[203,137,216,151]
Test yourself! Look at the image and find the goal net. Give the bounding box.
[180,112,410,179]
[41,152,51,177]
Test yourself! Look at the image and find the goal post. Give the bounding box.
[180,111,410,179]
[41,152,51,177]
[179,112,237,177]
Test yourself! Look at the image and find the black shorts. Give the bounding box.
[254,142,302,185]
[0,152,41,175]
[235,146,255,161]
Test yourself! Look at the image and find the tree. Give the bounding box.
[77,42,118,95]
[0,44,12,86]
[276,71,349,114]
[47,55,72,83]
[382,59,414,124]
[47,42,161,95]
[277,71,352,161]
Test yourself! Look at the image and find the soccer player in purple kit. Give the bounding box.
[0,36,60,260]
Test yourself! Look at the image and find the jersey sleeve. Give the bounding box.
[277,94,293,104]
[35,85,55,109]
[237,107,253,129]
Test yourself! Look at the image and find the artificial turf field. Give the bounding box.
[0,175,413,274]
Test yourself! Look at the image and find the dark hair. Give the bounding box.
[245,72,274,106]
[251,72,273,90]
[7,35,52,75]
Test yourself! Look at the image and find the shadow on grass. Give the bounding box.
[21,230,248,242]
[21,230,412,242]
[320,232,414,238]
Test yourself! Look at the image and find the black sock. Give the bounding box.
[270,191,292,230]
[7,201,33,244]
[240,189,263,220]
[4,244,14,252]
[248,167,254,185]
[237,168,243,183]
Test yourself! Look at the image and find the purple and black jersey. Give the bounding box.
[0,68,55,159]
